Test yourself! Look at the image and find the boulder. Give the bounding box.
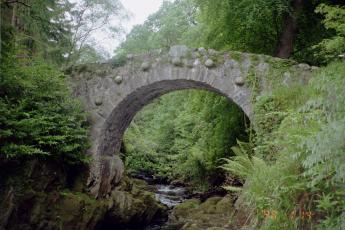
[198,47,207,55]
[114,75,123,84]
[141,62,151,71]
[205,59,215,68]
[235,77,245,86]
[166,195,234,229]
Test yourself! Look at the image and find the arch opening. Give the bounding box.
[122,88,250,191]
[94,79,252,196]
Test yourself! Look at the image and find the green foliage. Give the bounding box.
[65,0,125,66]
[116,0,200,55]
[222,62,345,229]
[221,140,264,191]
[253,84,311,159]
[299,62,345,228]
[123,90,248,189]
[0,0,74,65]
[1,0,124,67]
[194,0,289,53]
[0,54,90,164]
[313,4,345,64]
[1,0,344,228]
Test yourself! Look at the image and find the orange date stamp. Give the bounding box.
[261,209,313,220]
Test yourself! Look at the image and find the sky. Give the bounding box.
[108,0,167,53]
[120,0,166,33]
[70,0,167,56]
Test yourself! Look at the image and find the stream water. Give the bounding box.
[134,173,188,207]
[145,183,187,230]
[154,184,187,207]
[132,173,193,229]
[134,174,230,230]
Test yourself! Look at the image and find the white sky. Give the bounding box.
[108,0,167,54]
[69,0,167,56]
[120,0,166,33]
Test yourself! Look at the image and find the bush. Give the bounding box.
[222,62,345,229]
[313,4,345,64]
[0,56,90,164]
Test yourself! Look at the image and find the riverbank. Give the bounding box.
[133,172,236,230]
[0,160,238,230]
[0,160,167,230]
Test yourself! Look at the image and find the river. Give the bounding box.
[145,182,189,229]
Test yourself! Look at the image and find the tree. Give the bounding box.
[116,0,199,55]
[194,0,290,54]
[1,0,73,65]
[313,4,345,64]
[0,0,91,164]
[194,0,344,62]
[65,0,126,66]
[275,0,304,58]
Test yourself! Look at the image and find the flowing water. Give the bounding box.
[154,184,187,207]
[132,173,188,229]
[134,173,187,207]
[144,183,188,230]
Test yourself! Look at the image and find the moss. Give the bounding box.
[169,196,234,229]
[175,199,201,210]
[228,51,242,62]
[214,54,226,65]
[0,160,166,229]
[185,50,194,59]
[248,53,261,66]
[53,190,108,229]
[264,57,298,88]
[215,195,233,213]
[245,68,260,95]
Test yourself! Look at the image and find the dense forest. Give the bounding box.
[1,0,345,229]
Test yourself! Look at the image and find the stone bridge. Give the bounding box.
[70,45,314,197]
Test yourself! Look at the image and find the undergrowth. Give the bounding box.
[223,61,345,229]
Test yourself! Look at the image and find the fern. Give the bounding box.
[221,140,266,189]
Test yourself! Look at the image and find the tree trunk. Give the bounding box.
[275,0,304,59]
[11,2,17,27]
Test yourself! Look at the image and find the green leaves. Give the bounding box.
[0,58,89,164]
[221,140,266,190]
[123,90,248,189]
[194,0,289,53]
[116,0,201,55]
[313,4,345,64]
[243,62,345,229]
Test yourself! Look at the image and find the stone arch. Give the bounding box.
[92,78,251,197]
[70,46,314,197]
[98,79,250,159]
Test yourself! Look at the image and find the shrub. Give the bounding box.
[0,56,90,164]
